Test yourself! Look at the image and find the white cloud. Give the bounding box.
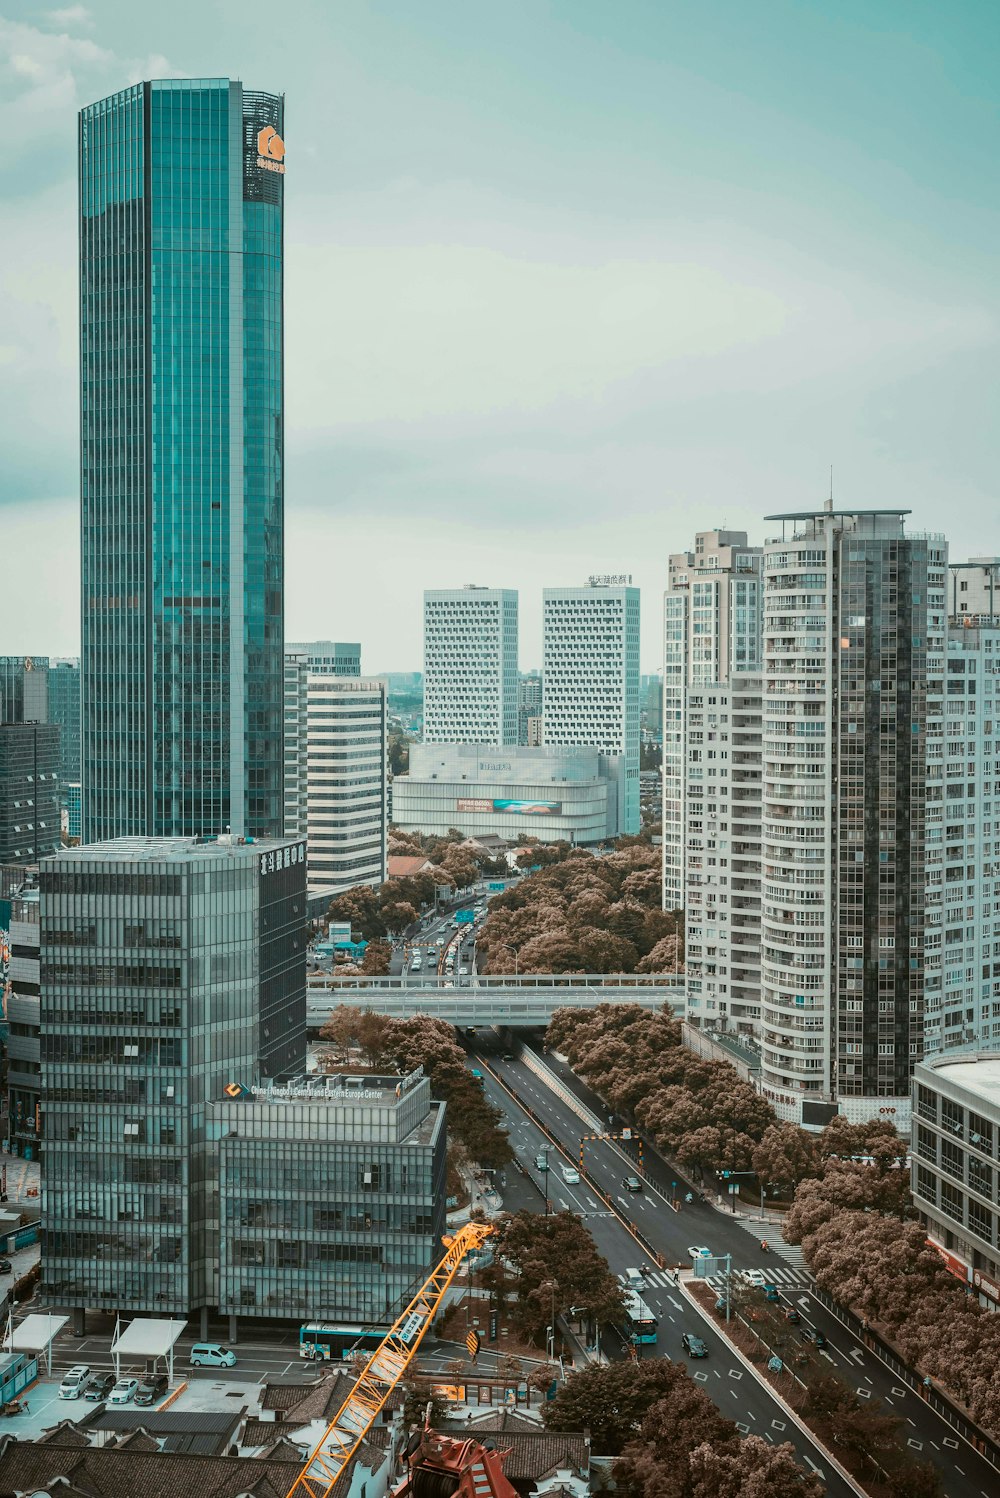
[45,5,93,28]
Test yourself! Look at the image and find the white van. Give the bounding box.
[624,1267,646,1292]
[190,1343,237,1368]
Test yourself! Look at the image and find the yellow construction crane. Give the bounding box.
[285,1219,494,1498]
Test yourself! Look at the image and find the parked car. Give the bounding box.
[0,1259,12,1275]
[134,1373,169,1406]
[622,1174,643,1192]
[108,1377,139,1405]
[801,1326,827,1348]
[59,1365,92,1399]
[84,1372,116,1401]
[682,1333,708,1358]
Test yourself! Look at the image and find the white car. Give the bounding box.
[741,1269,768,1288]
[58,1364,92,1399]
[109,1377,139,1404]
[688,1245,712,1260]
[459,966,468,975]
[560,1164,581,1184]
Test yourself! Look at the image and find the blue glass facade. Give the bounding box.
[80,79,284,843]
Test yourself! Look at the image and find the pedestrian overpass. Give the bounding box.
[305,972,685,1031]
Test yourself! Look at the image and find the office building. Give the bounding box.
[79,78,285,844]
[0,723,61,864]
[284,652,309,839]
[758,510,945,1127]
[211,1070,445,1326]
[683,677,763,1037]
[662,531,763,912]
[423,587,518,746]
[4,867,42,1160]
[542,582,641,835]
[40,835,306,1328]
[48,659,81,790]
[393,743,623,845]
[286,641,361,676]
[518,674,543,746]
[306,677,387,906]
[64,783,82,841]
[0,656,49,725]
[912,1053,1000,1308]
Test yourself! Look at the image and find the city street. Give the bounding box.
[477,1045,1000,1498]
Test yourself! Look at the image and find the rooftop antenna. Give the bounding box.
[824,465,833,512]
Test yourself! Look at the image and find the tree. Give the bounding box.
[380,899,418,934]
[360,939,392,976]
[752,1123,820,1195]
[382,1014,512,1168]
[485,1210,623,1346]
[614,1382,736,1494]
[688,1437,823,1498]
[543,1359,691,1456]
[319,1006,392,1068]
[327,884,385,940]
[401,1379,447,1429]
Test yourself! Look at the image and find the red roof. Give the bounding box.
[387,855,433,877]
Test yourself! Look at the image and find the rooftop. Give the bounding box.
[46,833,300,865]
[221,1070,425,1108]
[919,1052,1000,1108]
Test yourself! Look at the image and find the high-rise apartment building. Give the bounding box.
[683,678,763,1037]
[921,618,1000,1054]
[518,674,543,746]
[662,531,763,911]
[40,835,306,1330]
[543,583,641,835]
[4,866,42,1161]
[286,641,361,676]
[306,676,387,904]
[79,79,285,844]
[283,651,309,839]
[949,559,1000,621]
[423,587,518,745]
[0,724,61,864]
[758,510,945,1127]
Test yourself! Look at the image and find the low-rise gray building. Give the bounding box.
[392,743,622,845]
[912,1052,1000,1308]
[211,1070,445,1329]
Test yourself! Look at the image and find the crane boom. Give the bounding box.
[285,1220,494,1498]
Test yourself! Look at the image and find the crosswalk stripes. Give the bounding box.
[706,1265,814,1289]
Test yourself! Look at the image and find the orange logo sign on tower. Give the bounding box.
[256,125,286,174]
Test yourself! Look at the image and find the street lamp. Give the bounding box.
[497,943,520,975]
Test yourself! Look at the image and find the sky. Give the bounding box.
[1,0,998,671]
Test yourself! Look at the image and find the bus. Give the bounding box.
[298,1323,388,1362]
[621,1290,658,1345]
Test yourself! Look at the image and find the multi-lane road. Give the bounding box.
[477,1042,1000,1498]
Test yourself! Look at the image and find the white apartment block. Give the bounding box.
[923,620,1000,1055]
[306,676,387,903]
[542,583,641,835]
[948,559,1000,621]
[683,677,763,1038]
[283,651,309,839]
[759,509,945,1128]
[423,587,518,746]
[663,531,763,911]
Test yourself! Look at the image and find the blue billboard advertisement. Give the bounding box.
[491,800,561,815]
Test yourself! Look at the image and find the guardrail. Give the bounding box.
[811,1284,1000,1474]
[306,984,684,1027]
[307,972,685,991]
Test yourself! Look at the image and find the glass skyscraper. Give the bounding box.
[79,78,285,843]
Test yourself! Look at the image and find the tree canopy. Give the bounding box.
[484,1209,624,1344]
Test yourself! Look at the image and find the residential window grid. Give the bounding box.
[423,590,519,747]
[306,677,387,894]
[543,586,641,836]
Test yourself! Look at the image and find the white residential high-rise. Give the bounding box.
[306,676,387,903]
[759,509,945,1128]
[423,587,519,745]
[283,651,309,839]
[542,583,641,835]
[923,616,1000,1055]
[286,641,362,676]
[948,559,1000,621]
[662,530,763,912]
[683,677,763,1038]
